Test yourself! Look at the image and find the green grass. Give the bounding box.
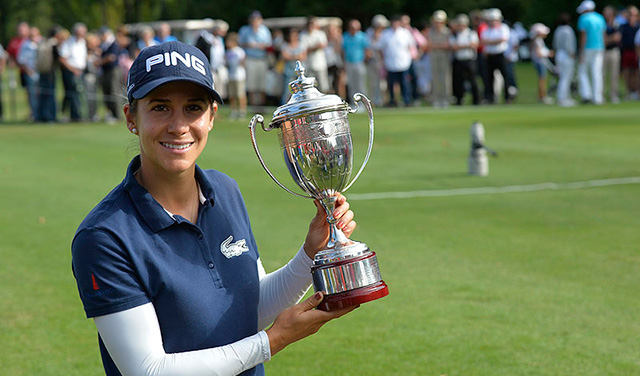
[1,81,639,374]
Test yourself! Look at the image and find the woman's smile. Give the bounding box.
[160,141,195,151]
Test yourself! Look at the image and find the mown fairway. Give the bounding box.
[1,101,638,375]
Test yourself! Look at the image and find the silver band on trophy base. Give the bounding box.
[249,61,388,310]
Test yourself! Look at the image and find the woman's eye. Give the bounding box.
[152,104,168,112]
[187,104,203,111]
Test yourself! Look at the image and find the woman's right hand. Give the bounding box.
[265,292,358,356]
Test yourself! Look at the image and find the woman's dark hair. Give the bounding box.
[558,12,571,26]
[284,28,300,43]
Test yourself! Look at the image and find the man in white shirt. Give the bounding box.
[59,22,88,121]
[553,13,578,107]
[450,14,480,105]
[480,8,511,104]
[377,15,416,106]
[300,17,330,92]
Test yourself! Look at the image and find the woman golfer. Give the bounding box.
[72,41,357,376]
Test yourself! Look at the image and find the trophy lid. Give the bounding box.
[270,61,349,127]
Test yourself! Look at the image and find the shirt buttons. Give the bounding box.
[197,233,204,240]
[208,262,215,269]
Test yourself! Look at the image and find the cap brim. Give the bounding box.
[131,76,224,104]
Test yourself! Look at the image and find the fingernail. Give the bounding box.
[314,292,322,300]
[336,220,345,229]
[333,210,340,218]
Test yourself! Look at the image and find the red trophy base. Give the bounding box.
[317,280,389,311]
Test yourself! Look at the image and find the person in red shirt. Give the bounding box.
[7,22,30,88]
[471,10,489,102]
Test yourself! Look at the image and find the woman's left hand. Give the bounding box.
[303,193,356,259]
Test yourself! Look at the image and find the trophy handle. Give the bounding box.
[249,114,312,199]
[344,93,374,192]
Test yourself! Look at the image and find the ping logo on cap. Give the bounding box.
[146,51,207,76]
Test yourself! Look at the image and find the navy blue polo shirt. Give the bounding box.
[72,156,264,376]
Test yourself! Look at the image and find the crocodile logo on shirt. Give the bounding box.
[220,235,250,259]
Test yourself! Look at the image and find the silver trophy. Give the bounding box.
[249,61,388,311]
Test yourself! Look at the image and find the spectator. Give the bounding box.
[481,8,511,104]
[58,22,88,122]
[116,28,134,87]
[377,15,415,107]
[17,27,41,121]
[402,14,427,104]
[428,10,451,107]
[99,27,123,123]
[136,26,158,52]
[195,22,229,101]
[366,14,389,107]
[85,33,101,122]
[343,19,369,104]
[225,32,247,119]
[154,22,178,44]
[300,17,330,92]
[620,6,639,100]
[280,28,307,104]
[238,10,272,107]
[7,22,30,94]
[471,10,490,102]
[415,21,432,99]
[37,27,67,123]
[504,22,520,100]
[576,0,606,105]
[325,22,345,98]
[480,8,511,103]
[450,14,480,105]
[212,24,229,101]
[553,13,578,107]
[603,5,621,103]
[530,23,554,104]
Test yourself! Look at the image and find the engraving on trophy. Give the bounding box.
[248,61,388,310]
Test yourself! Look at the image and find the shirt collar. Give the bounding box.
[123,155,216,233]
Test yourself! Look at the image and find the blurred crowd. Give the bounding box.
[0,1,637,123]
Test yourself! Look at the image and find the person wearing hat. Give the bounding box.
[366,14,390,106]
[480,8,512,104]
[428,10,452,107]
[450,14,480,105]
[576,0,606,104]
[71,41,358,376]
[530,23,555,104]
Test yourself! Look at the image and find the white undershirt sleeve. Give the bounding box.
[94,303,270,376]
[256,245,314,330]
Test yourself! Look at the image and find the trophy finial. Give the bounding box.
[294,60,306,78]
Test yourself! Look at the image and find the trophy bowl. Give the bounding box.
[249,61,388,311]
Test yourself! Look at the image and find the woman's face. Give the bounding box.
[125,81,217,178]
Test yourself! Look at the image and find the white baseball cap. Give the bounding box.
[530,23,550,38]
[577,0,596,14]
[484,8,503,21]
[432,10,447,23]
[371,14,390,28]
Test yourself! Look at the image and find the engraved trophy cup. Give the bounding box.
[248,61,388,311]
